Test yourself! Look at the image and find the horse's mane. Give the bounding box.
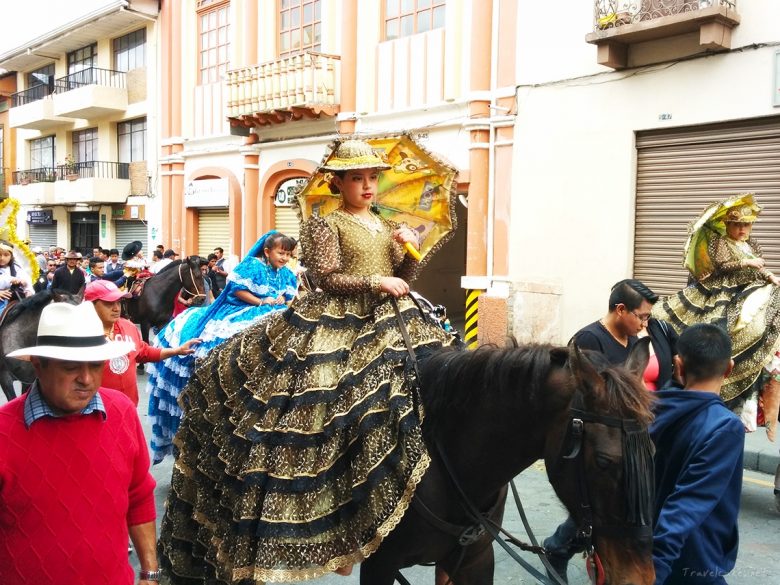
[582,348,655,427]
[419,343,654,431]
[420,342,562,431]
[4,289,56,324]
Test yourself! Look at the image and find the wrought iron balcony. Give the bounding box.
[226,51,340,129]
[53,67,127,93]
[11,83,54,107]
[587,1,740,69]
[13,161,129,185]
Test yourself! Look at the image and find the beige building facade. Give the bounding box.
[1,0,160,254]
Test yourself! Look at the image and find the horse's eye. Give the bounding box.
[595,453,614,470]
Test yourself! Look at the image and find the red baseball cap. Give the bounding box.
[84,280,131,303]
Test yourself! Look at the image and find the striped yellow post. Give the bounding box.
[464,289,481,349]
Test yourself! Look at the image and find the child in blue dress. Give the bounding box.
[147,231,297,462]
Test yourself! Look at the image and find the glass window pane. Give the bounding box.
[400,14,414,36]
[280,31,290,52]
[218,26,227,45]
[432,5,445,28]
[302,25,312,45]
[418,10,431,32]
[281,11,289,30]
[291,7,300,27]
[303,2,313,24]
[219,45,227,65]
[218,7,227,26]
[385,19,398,40]
[291,29,301,50]
[281,0,290,8]
[418,0,431,7]
[314,22,321,43]
[210,48,217,66]
[401,0,414,14]
[209,30,217,47]
[386,0,399,18]
[209,10,217,29]
[314,0,320,20]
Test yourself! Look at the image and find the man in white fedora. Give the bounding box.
[0,302,160,585]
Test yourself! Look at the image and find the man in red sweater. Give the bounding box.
[0,302,159,584]
[84,280,200,405]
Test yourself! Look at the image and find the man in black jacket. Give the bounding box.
[51,250,85,294]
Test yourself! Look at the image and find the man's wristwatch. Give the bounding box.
[138,569,162,581]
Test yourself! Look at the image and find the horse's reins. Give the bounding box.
[178,262,205,300]
[390,297,566,585]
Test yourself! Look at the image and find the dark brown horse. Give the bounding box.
[124,256,206,343]
[0,289,84,400]
[360,340,654,585]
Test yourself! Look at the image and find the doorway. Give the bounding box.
[70,212,99,255]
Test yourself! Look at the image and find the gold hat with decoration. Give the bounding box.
[724,199,761,223]
[0,198,39,280]
[320,139,391,172]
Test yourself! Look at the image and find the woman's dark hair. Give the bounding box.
[152,250,163,260]
[677,323,732,381]
[263,233,297,253]
[328,170,346,195]
[608,278,658,312]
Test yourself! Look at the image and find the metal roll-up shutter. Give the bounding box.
[114,220,148,252]
[198,208,230,257]
[274,205,301,240]
[29,223,58,249]
[634,116,780,296]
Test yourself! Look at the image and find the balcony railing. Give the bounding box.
[593,0,737,31]
[53,67,127,93]
[11,83,54,107]
[226,51,340,126]
[13,161,130,185]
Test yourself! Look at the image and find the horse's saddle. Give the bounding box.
[129,274,153,298]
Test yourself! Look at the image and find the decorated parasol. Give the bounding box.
[0,198,39,282]
[683,192,761,280]
[297,133,458,264]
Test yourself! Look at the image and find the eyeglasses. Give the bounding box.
[630,311,651,323]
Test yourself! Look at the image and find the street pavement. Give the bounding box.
[132,372,780,584]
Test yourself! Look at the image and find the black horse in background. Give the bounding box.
[124,256,206,343]
[0,289,84,401]
[359,340,655,585]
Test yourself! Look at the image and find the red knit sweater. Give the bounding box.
[0,387,156,585]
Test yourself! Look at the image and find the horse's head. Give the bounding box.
[544,339,655,585]
[179,256,207,306]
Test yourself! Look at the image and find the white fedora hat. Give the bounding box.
[6,302,133,362]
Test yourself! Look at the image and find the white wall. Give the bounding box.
[511,0,780,341]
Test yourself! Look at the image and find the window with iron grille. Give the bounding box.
[31,136,55,169]
[113,28,146,72]
[68,43,97,74]
[198,0,230,84]
[279,0,321,58]
[72,128,98,163]
[118,118,146,163]
[384,0,445,41]
[26,64,55,90]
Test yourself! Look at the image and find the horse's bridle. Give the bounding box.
[178,261,205,301]
[558,391,655,585]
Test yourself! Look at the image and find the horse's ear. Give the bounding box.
[567,341,605,396]
[624,336,651,378]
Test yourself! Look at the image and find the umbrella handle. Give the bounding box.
[404,242,422,262]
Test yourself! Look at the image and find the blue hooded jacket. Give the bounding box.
[650,384,744,584]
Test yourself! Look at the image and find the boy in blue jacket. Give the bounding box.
[651,323,744,584]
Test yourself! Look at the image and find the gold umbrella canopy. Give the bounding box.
[297,133,459,264]
[683,193,762,280]
[0,198,39,282]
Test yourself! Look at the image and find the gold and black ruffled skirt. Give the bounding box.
[654,276,780,402]
[158,292,454,583]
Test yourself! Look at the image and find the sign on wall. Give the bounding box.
[184,178,229,208]
[275,177,307,207]
[26,209,54,225]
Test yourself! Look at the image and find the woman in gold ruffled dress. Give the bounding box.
[158,139,457,583]
[653,194,780,441]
